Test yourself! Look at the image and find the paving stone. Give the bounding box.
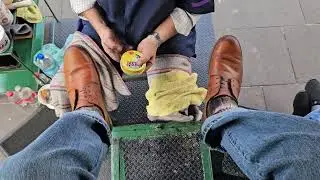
[239,87,266,110]
[299,0,320,24]
[0,104,38,141]
[0,152,6,161]
[0,147,7,161]
[284,25,320,83]
[0,94,9,104]
[217,27,296,86]
[39,0,62,19]
[263,84,305,113]
[213,0,304,29]
[62,0,78,19]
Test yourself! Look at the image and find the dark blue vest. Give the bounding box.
[78,0,214,58]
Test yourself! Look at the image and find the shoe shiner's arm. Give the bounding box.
[137,7,201,67]
[137,14,177,67]
[80,7,124,61]
[170,8,201,36]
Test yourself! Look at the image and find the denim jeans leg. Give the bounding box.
[202,108,320,179]
[0,110,110,180]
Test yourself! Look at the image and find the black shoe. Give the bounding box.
[305,79,320,107]
[293,91,311,116]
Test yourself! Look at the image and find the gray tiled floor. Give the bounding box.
[38,0,62,19]
[0,152,6,161]
[239,87,266,110]
[61,0,77,19]
[0,101,39,142]
[284,25,320,82]
[218,27,296,86]
[299,0,320,24]
[39,0,77,19]
[263,84,305,113]
[214,0,305,29]
[0,147,7,161]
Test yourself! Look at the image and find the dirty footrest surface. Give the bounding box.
[111,122,213,180]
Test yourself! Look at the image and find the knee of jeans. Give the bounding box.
[60,111,110,145]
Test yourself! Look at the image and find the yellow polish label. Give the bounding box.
[120,50,146,76]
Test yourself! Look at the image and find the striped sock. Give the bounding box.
[207,96,238,117]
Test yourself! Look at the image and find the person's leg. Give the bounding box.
[202,109,320,179]
[0,110,110,180]
[0,46,114,179]
[77,19,122,73]
[202,36,320,179]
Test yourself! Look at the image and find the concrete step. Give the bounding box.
[0,106,57,155]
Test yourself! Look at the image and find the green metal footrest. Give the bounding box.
[0,0,43,91]
[111,122,213,180]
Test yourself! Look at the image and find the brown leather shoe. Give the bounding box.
[64,47,112,127]
[205,35,243,115]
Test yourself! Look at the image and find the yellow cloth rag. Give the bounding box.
[17,2,43,23]
[146,70,207,117]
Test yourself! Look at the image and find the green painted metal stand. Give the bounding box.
[111,122,214,180]
[0,0,44,91]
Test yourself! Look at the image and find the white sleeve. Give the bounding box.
[170,8,202,36]
[70,0,96,15]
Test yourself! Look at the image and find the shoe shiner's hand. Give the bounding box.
[98,27,124,61]
[137,35,159,69]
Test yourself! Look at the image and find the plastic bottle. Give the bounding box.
[34,53,58,78]
[34,72,51,86]
[42,44,64,67]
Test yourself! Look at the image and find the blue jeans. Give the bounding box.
[202,108,320,179]
[1,109,320,179]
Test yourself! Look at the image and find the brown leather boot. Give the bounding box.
[64,46,112,127]
[205,35,243,116]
